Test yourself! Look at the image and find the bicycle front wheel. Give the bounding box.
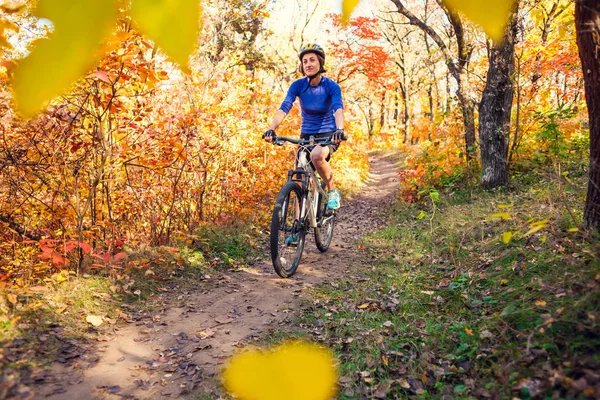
[270,181,306,278]
[314,181,335,252]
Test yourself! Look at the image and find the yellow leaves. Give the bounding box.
[358,303,370,309]
[492,202,550,243]
[464,327,474,336]
[55,304,68,314]
[0,16,18,50]
[490,212,511,221]
[0,0,27,13]
[441,0,517,41]
[6,293,17,304]
[535,299,547,307]
[341,0,361,22]
[502,231,513,244]
[52,270,70,284]
[523,219,548,237]
[86,315,104,327]
[12,0,118,118]
[381,353,389,367]
[223,341,337,400]
[351,0,520,42]
[10,0,201,118]
[130,0,201,71]
[523,225,544,237]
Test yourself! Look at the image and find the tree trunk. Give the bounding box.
[393,86,399,126]
[398,81,410,143]
[379,91,386,131]
[576,0,600,230]
[479,8,517,188]
[457,89,476,157]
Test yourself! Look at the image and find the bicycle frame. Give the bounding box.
[274,135,338,230]
[290,148,327,229]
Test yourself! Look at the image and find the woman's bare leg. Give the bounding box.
[310,145,335,191]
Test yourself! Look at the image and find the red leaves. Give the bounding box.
[38,239,93,269]
[79,242,92,253]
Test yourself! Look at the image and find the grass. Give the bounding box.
[262,167,600,399]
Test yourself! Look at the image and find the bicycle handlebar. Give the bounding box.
[270,134,348,146]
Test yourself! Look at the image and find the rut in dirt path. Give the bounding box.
[35,152,401,400]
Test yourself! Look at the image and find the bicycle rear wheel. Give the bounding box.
[314,181,335,252]
[270,181,306,278]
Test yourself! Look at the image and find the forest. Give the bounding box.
[0,0,599,398]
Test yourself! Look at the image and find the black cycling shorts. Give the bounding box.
[299,132,339,161]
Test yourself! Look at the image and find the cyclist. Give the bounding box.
[263,43,345,211]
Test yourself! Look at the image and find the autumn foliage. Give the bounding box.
[0,0,590,287]
[0,6,369,286]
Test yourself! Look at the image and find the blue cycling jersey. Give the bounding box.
[279,76,344,135]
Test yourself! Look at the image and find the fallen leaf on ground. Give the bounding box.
[86,315,103,327]
[6,293,17,304]
[480,330,494,339]
[215,316,232,324]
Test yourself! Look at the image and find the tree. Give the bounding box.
[575,0,600,230]
[390,0,477,162]
[479,4,518,188]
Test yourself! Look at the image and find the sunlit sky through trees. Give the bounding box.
[264,0,376,47]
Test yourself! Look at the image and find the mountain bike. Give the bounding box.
[268,134,345,278]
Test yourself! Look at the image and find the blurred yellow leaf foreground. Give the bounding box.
[223,341,338,400]
[130,0,200,71]
[343,0,517,41]
[11,0,200,118]
[441,0,517,41]
[12,0,117,118]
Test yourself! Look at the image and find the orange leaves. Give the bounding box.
[327,15,394,87]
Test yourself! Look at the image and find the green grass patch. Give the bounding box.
[267,170,600,399]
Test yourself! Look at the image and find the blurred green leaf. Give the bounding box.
[500,304,517,316]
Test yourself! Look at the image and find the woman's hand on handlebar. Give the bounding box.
[263,129,275,143]
[332,129,345,144]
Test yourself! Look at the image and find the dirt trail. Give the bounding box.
[35,152,400,400]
